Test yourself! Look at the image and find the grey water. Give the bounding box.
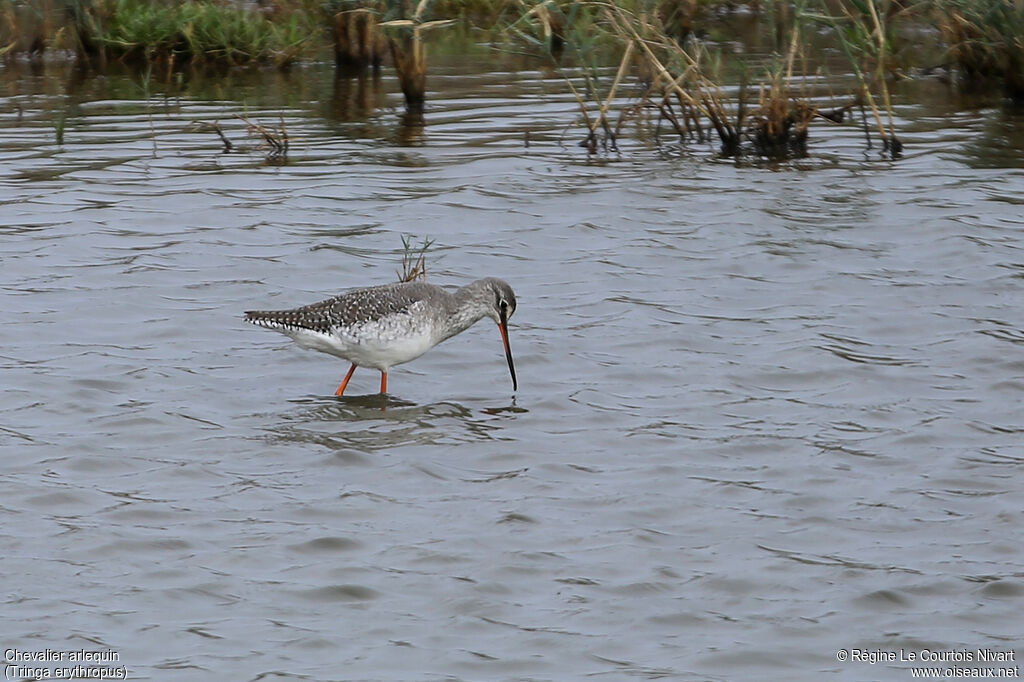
[2,54,1023,681]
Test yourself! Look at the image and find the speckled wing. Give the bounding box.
[244,282,437,335]
[325,282,436,331]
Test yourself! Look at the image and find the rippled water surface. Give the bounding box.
[2,55,1023,681]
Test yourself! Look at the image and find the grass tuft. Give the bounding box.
[933,0,1024,101]
[398,234,433,283]
[71,0,319,67]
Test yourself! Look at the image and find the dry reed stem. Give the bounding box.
[380,9,454,113]
[864,0,897,145]
[599,40,635,129]
[831,0,898,153]
[521,0,565,52]
[565,38,634,149]
[398,235,432,283]
[559,74,600,151]
[190,121,235,152]
[387,29,426,112]
[236,114,288,158]
[412,0,432,23]
[605,6,700,112]
[645,69,704,140]
[605,2,738,145]
[610,3,749,150]
[527,2,554,42]
[332,8,386,69]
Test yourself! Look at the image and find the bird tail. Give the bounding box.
[244,301,335,334]
[244,310,293,330]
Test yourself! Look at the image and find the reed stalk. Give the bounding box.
[802,0,903,157]
[933,0,1024,101]
[237,114,289,161]
[604,3,744,154]
[379,2,457,113]
[398,234,434,283]
[329,5,387,70]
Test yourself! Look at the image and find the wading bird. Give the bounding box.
[245,278,517,395]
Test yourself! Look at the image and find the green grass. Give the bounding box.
[3,0,1023,130]
[74,0,321,66]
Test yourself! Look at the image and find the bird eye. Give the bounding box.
[498,298,508,311]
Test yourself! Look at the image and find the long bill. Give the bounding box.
[498,312,517,392]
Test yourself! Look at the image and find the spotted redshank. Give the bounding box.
[245,277,517,395]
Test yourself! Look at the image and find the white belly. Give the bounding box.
[284,322,438,371]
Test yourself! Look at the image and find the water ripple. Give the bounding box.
[1,55,1022,681]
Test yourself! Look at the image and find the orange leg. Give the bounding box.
[335,364,357,396]
[379,370,388,394]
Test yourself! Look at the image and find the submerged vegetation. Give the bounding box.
[2,0,1024,160]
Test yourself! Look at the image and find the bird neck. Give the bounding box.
[440,284,491,340]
